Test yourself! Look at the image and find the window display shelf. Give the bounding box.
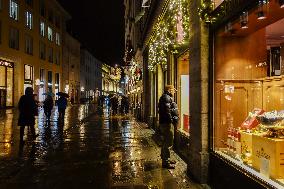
[216,150,284,189]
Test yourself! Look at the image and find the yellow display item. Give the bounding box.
[240,131,253,164]
[252,134,284,179]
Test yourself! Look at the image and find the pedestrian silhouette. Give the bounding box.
[18,87,38,143]
[57,95,68,120]
[43,94,54,123]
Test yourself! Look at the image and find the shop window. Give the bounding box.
[40,21,45,36]
[9,0,19,20]
[6,67,13,106]
[0,66,5,86]
[9,27,19,50]
[55,32,60,45]
[177,52,190,134]
[24,64,33,92]
[213,7,284,188]
[47,26,52,41]
[39,41,46,60]
[48,47,53,63]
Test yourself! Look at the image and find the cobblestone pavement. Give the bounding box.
[0,105,203,189]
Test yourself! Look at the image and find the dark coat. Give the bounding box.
[158,91,179,124]
[43,96,53,111]
[18,95,38,126]
[57,96,67,111]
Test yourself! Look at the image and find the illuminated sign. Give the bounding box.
[0,60,14,68]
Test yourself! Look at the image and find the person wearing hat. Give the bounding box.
[158,84,179,169]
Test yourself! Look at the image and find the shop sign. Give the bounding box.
[24,80,32,84]
[0,60,14,68]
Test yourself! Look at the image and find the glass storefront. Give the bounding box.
[213,1,284,188]
[24,64,33,92]
[177,52,189,134]
[0,59,14,108]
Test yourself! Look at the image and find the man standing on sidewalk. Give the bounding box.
[158,85,179,169]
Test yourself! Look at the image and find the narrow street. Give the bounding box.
[0,105,202,189]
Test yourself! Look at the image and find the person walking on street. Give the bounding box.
[57,95,68,120]
[158,85,179,169]
[18,87,38,143]
[43,94,54,122]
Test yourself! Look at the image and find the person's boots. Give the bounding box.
[20,126,25,144]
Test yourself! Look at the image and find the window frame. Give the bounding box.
[25,11,33,29]
[9,27,19,50]
[47,26,53,41]
[25,34,33,55]
[9,0,19,21]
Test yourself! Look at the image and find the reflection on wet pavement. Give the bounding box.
[0,105,202,189]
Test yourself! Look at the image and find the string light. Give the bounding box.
[148,0,190,71]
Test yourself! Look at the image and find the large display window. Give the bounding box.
[213,1,284,188]
[177,52,189,134]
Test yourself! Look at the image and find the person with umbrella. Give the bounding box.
[57,92,68,120]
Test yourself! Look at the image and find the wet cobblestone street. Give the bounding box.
[0,105,202,189]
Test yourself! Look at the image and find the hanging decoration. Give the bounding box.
[148,0,190,71]
[198,0,216,23]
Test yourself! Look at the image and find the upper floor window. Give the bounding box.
[39,0,45,17]
[48,9,53,23]
[26,11,33,29]
[55,33,60,45]
[55,16,60,28]
[0,0,2,10]
[25,0,33,7]
[0,21,2,44]
[55,51,60,65]
[39,41,46,60]
[9,27,19,50]
[40,68,45,82]
[40,21,45,36]
[47,26,52,41]
[48,47,53,63]
[25,34,33,55]
[10,0,19,21]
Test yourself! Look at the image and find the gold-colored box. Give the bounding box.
[240,131,253,154]
[252,134,284,179]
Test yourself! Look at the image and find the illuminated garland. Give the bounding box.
[148,0,190,71]
[198,0,216,23]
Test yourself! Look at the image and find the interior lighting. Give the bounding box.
[240,11,248,29]
[257,11,266,20]
[279,0,284,8]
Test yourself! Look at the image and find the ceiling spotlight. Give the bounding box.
[257,11,266,20]
[240,21,248,29]
[240,11,248,29]
[280,0,284,8]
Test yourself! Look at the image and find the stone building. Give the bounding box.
[124,0,209,185]
[80,48,102,100]
[0,0,71,106]
[62,33,80,103]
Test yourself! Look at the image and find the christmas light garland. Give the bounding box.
[148,0,190,71]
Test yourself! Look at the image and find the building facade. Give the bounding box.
[125,0,209,185]
[0,0,70,107]
[80,48,102,100]
[102,63,121,96]
[62,33,80,103]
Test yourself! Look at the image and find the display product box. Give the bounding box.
[252,134,284,179]
[240,131,253,155]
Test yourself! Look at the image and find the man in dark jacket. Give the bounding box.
[18,87,38,143]
[158,85,179,169]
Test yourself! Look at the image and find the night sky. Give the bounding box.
[58,0,125,66]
